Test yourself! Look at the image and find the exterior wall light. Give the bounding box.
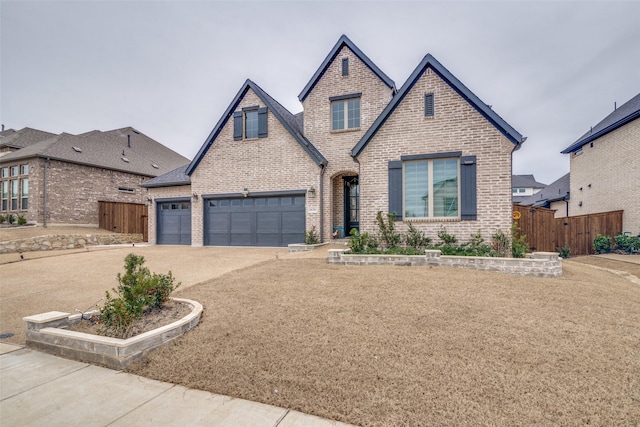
[192,193,199,200]
[242,188,249,198]
[308,186,316,196]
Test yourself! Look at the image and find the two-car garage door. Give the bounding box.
[204,194,305,247]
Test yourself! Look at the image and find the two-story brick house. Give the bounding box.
[144,35,525,246]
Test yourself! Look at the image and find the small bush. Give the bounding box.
[375,211,402,250]
[0,215,5,224]
[492,229,510,257]
[463,230,494,257]
[437,226,457,245]
[557,244,571,259]
[511,222,528,258]
[405,223,431,250]
[304,225,320,244]
[614,233,640,254]
[593,234,611,254]
[7,214,15,224]
[348,228,379,254]
[17,215,27,225]
[97,254,179,338]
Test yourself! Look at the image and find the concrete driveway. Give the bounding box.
[0,245,290,345]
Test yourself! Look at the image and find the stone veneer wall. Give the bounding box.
[0,233,143,254]
[328,249,562,278]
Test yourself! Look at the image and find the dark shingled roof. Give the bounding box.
[140,164,190,188]
[0,128,57,150]
[186,79,327,176]
[562,92,640,154]
[298,34,395,103]
[0,127,189,178]
[351,53,526,157]
[518,173,570,207]
[512,174,546,189]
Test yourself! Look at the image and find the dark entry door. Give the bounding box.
[343,176,359,234]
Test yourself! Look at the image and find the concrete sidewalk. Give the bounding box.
[0,343,353,427]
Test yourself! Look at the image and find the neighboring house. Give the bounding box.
[143,35,525,246]
[561,92,640,234]
[0,127,189,226]
[511,174,546,203]
[518,173,570,218]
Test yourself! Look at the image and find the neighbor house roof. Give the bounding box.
[518,173,570,207]
[561,92,640,154]
[186,79,327,175]
[0,127,57,150]
[140,164,190,188]
[351,54,526,157]
[298,34,396,103]
[0,127,189,177]
[512,174,546,189]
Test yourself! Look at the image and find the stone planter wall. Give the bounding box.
[0,233,144,254]
[23,297,202,369]
[287,242,330,253]
[328,249,562,278]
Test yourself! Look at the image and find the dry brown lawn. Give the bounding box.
[128,258,640,426]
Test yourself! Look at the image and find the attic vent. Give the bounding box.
[72,146,82,153]
[121,157,130,163]
[151,163,159,169]
[118,187,135,193]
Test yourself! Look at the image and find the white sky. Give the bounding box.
[1,0,639,185]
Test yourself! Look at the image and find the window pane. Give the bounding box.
[21,165,29,175]
[348,99,360,128]
[245,111,258,138]
[11,180,18,198]
[2,168,8,178]
[21,179,28,197]
[433,159,458,217]
[10,166,18,176]
[404,161,429,218]
[1,181,7,199]
[331,101,344,130]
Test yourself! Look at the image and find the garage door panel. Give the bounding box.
[157,201,191,245]
[230,212,252,231]
[208,213,230,232]
[282,211,304,233]
[256,212,279,232]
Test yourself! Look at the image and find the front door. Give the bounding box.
[343,176,359,235]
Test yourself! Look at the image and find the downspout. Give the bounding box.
[352,154,361,233]
[319,163,326,242]
[43,157,50,227]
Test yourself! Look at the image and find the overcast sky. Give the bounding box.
[1,0,639,185]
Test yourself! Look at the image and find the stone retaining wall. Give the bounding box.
[328,249,562,278]
[0,233,144,254]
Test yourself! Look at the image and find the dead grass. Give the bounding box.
[128,259,640,426]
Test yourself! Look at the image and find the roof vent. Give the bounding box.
[151,163,159,169]
[72,146,82,153]
[121,157,130,163]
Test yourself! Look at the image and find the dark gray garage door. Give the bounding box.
[205,194,305,246]
[157,201,191,245]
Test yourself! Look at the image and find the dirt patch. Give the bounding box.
[127,258,640,426]
[69,300,192,338]
[0,225,116,242]
[568,255,640,278]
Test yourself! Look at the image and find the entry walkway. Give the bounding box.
[0,344,352,427]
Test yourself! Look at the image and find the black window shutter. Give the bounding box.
[342,58,349,76]
[233,112,243,140]
[258,107,268,138]
[388,160,403,220]
[460,156,477,220]
[424,93,434,117]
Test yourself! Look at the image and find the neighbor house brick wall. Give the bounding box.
[147,185,192,245]
[357,67,515,242]
[190,89,321,246]
[301,45,394,240]
[567,118,640,234]
[5,157,150,226]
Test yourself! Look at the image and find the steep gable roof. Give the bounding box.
[298,34,396,103]
[140,164,190,188]
[186,79,327,175]
[351,54,525,157]
[519,173,570,207]
[561,92,640,154]
[0,127,189,177]
[0,127,56,150]
[512,174,546,189]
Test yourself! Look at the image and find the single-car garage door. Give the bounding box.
[157,200,191,245]
[204,194,305,246]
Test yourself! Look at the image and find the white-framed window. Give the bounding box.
[11,180,18,210]
[20,179,28,209]
[20,164,29,175]
[245,110,258,139]
[512,187,526,194]
[404,158,459,218]
[1,167,8,178]
[1,181,7,211]
[10,166,18,176]
[331,97,360,130]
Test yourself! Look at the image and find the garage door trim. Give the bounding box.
[202,189,307,199]
[156,197,192,245]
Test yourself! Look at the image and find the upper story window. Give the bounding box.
[404,158,459,219]
[234,107,268,140]
[10,166,18,176]
[330,93,361,131]
[20,164,29,175]
[512,188,526,194]
[1,167,8,178]
[342,58,349,76]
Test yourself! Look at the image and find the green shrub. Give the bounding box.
[614,233,640,254]
[593,234,611,254]
[348,228,379,254]
[462,230,494,257]
[0,215,5,224]
[17,215,27,225]
[375,211,402,249]
[405,223,431,250]
[557,244,571,258]
[510,222,528,258]
[437,226,457,245]
[304,225,320,244]
[97,254,179,338]
[7,214,15,224]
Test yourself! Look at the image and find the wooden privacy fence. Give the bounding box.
[98,201,148,242]
[513,204,623,256]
